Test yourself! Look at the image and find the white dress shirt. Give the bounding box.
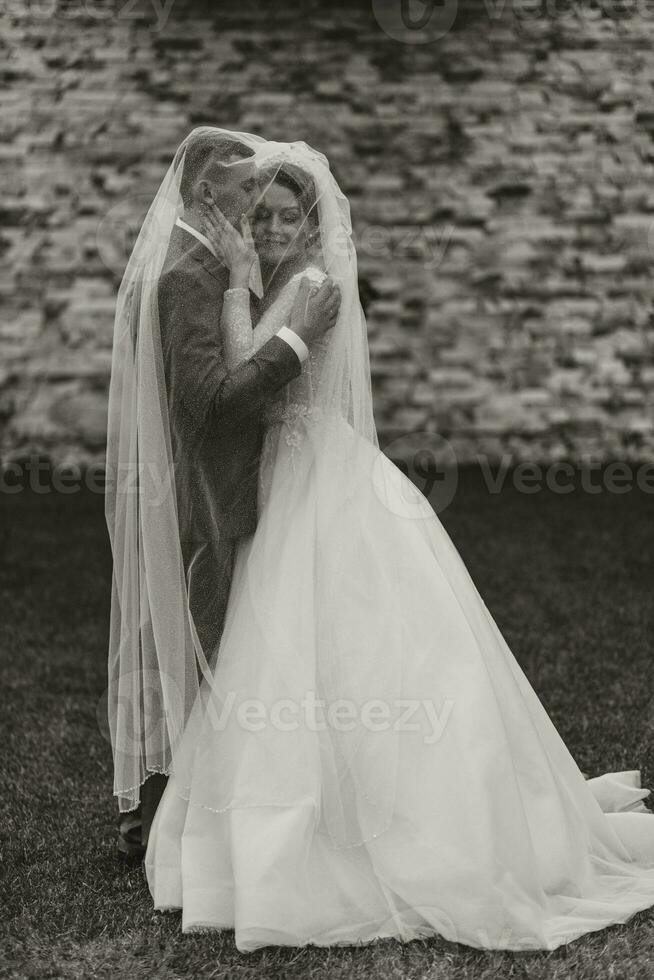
[174,217,309,364]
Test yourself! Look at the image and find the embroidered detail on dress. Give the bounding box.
[285,428,302,450]
[280,402,323,427]
[278,402,324,468]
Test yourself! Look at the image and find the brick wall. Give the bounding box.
[2,0,654,467]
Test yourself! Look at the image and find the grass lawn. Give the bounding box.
[2,464,654,979]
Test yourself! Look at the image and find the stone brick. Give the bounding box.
[1,0,653,466]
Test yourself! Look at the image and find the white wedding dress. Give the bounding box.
[145,265,654,954]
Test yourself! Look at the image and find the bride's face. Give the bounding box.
[251,182,310,265]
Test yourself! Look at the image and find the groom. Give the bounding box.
[117,131,340,861]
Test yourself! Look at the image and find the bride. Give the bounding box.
[112,128,654,953]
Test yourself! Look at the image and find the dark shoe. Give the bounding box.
[140,773,168,850]
[117,810,145,863]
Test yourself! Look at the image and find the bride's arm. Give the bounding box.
[251,279,305,352]
[220,287,257,371]
[220,278,308,371]
[201,203,279,371]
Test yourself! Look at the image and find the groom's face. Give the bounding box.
[202,155,258,227]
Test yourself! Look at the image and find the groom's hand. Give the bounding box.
[290,277,341,345]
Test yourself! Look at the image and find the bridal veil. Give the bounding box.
[105,129,387,849]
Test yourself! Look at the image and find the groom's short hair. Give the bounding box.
[177,134,254,208]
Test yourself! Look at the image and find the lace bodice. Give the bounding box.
[263,266,330,429]
[219,264,331,513]
[220,263,329,427]
[259,268,330,508]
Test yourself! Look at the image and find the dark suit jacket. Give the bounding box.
[156,223,301,657]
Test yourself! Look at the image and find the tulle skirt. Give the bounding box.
[145,417,654,952]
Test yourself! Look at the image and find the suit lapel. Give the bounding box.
[195,243,229,284]
[167,224,230,286]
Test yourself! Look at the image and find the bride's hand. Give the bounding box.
[202,205,257,288]
[289,276,341,345]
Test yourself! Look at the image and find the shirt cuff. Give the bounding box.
[276,325,309,364]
